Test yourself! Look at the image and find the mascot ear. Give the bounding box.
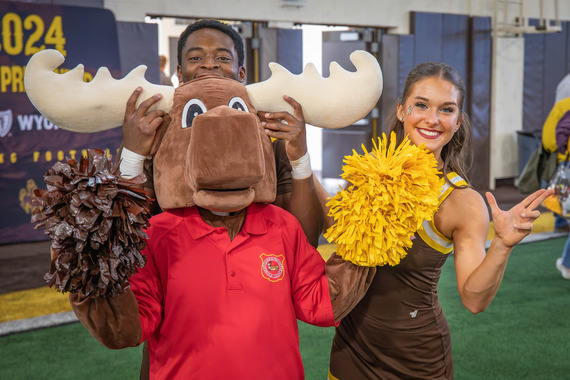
[246,50,383,129]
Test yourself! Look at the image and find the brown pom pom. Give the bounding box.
[32,149,152,297]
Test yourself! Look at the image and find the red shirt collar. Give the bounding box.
[183,203,268,239]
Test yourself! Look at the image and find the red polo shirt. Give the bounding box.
[130,203,335,379]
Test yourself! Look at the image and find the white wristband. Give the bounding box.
[119,148,146,179]
[290,152,312,180]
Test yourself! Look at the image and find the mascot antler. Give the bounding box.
[24,49,175,133]
[247,51,383,129]
[24,49,382,132]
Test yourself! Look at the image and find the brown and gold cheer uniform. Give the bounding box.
[329,173,467,380]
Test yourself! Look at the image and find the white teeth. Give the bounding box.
[418,128,440,137]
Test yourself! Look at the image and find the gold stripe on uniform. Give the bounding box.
[328,368,340,380]
[417,172,467,254]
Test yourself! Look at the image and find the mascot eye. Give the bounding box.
[228,97,249,113]
[181,99,207,128]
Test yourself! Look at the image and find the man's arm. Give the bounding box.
[313,174,339,234]
[272,178,323,247]
[260,96,324,247]
[118,88,165,181]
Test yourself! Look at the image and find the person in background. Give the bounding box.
[552,67,570,232]
[159,54,173,86]
[323,62,551,379]
[556,68,570,103]
[543,93,570,279]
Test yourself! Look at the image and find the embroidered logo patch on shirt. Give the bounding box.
[260,253,285,282]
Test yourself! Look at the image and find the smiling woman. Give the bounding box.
[392,62,471,180]
[324,61,553,380]
[399,77,463,160]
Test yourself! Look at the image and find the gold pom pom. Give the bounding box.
[324,132,442,267]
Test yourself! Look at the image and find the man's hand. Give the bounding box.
[122,87,166,156]
[258,95,307,161]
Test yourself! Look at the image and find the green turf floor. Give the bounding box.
[1,237,569,379]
